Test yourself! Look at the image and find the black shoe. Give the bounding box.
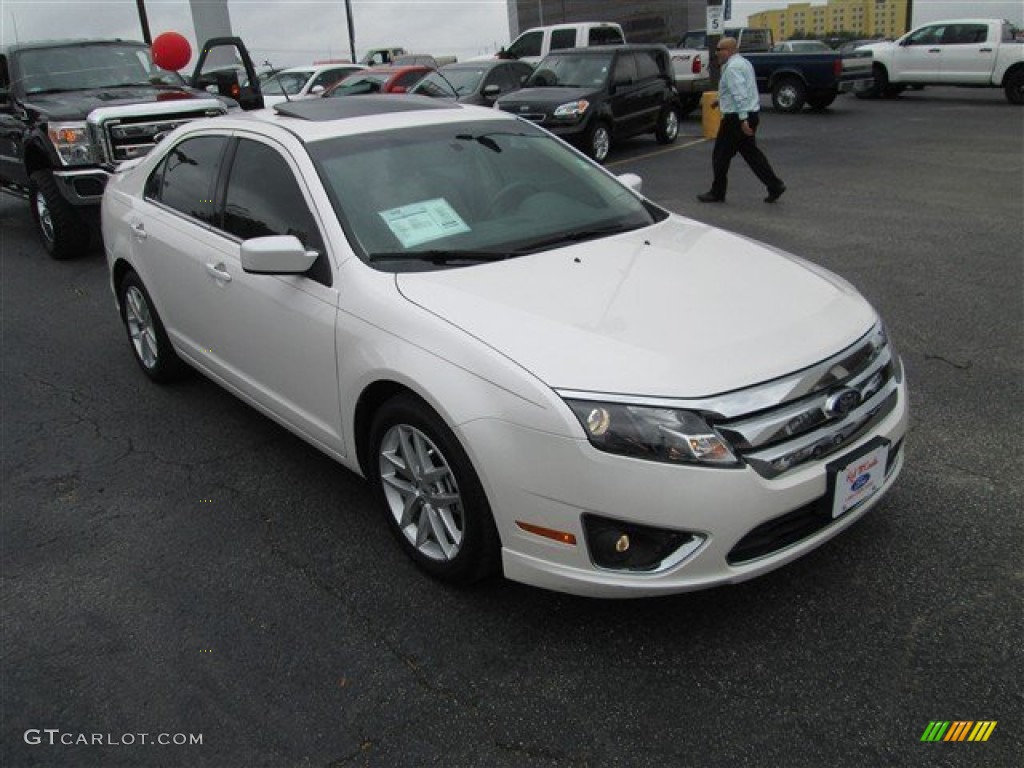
[764,184,786,203]
[697,192,724,203]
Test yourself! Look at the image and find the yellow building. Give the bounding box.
[749,0,910,41]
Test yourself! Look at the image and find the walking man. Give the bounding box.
[698,37,786,203]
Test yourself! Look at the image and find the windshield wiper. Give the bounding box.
[512,223,640,254]
[367,249,513,265]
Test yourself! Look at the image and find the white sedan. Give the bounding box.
[260,63,366,107]
[102,96,908,597]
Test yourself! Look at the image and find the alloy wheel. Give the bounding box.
[378,424,464,562]
[124,285,159,369]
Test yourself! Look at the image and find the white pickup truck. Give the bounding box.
[855,18,1024,104]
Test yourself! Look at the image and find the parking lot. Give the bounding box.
[2,86,1021,766]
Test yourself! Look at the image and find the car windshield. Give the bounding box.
[262,71,314,95]
[527,54,612,88]
[410,71,459,98]
[307,119,665,271]
[14,43,186,93]
[434,67,484,95]
[326,72,389,96]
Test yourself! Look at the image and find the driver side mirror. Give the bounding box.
[241,235,318,275]
[310,85,325,95]
[482,84,501,99]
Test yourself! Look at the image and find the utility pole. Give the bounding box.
[135,0,152,44]
[345,0,357,63]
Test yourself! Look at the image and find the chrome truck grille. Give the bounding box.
[86,99,227,168]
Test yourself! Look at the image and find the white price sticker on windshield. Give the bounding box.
[379,198,470,248]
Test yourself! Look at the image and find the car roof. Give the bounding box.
[3,38,147,54]
[192,95,521,144]
[544,44,666,55]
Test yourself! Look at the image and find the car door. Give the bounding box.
[893,24,946,82]
[632,49,667,132]
[200,134,343,451]
[608,53,641,137]
[940,23,996,84]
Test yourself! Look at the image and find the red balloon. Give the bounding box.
[152,32,192,72]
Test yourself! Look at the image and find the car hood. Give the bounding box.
[498,86,601,109]
[23,86,214,120]
[395,217,877,398]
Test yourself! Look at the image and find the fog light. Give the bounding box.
[583,514,703,572]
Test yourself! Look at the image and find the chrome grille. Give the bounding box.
[86,100,227,168]
[714,324,901,478]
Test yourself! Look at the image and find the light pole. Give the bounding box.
[135,0,152,44]
[345,0,357,63]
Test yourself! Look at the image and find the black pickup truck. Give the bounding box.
[0,37,263,259]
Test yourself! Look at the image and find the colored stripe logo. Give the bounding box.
[920,721,997,742]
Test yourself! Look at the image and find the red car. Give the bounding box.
[322,65,432,97]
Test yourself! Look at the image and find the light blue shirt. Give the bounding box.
[718,54,760,121]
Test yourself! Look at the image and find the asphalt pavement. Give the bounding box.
[2,86,1022,767]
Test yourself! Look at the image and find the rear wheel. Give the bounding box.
[1005,70,1024,105]
[655,106,680,144]
[29,169,87,260]
[117,271,187,383]
[369,394,500,585]
[583,120,612,163]
[771,77,807,113]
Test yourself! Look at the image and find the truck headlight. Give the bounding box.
[553,99,589,119]
[565,399,740,467]
[47,122,95,166]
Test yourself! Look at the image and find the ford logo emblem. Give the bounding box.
[851,473,870,491]
[825,387,861,419]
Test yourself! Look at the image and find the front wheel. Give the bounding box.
[771,78,807,113]
[655,106,680,144]
[1005,70,1024,105]
[583,120,612,163]
[117,271,187,383]
[369,393,500,585]
[29,169,88,260]
[857,65,888,99]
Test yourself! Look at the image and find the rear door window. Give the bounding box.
[589,27,624,45]
[508,31,543,59]
[550,29,577,51]
[147,135,228,226]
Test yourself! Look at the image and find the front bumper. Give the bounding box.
[461,376,908,598]
[54,167,110,205]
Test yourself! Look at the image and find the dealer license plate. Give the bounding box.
[827,439,890,519]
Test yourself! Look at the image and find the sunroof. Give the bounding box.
[273,95,460,121]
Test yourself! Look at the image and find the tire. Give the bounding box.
[655,106,680,144]
[857,64,888,100]
[771,77,807,113]
[117,271,187,383]
[583,120,612,163]
[369,393,500,585]
[1005,70,1024,105]
[29,169,88,260]
[807,92,837,111]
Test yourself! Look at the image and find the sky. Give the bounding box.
[1,0,1022,69]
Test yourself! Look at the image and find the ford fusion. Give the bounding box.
[102,96,908,597]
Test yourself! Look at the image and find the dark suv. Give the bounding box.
[494,44,681,163]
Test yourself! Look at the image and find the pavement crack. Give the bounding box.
[923,353,971,370]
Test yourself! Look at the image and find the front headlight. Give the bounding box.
[565,399,740,467]
[553,99,589,119]
[47,121,95,166]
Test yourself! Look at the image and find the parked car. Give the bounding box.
[772,40,832,53]
[409,60,534,105]
[855,18,1024,103]
[261,63,366,106]
[101,95,908,597]
[321,65,432,97]
[494,44,682,162]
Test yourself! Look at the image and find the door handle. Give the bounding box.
[980,48,993,53]
[130,221,147,240]
[928,48,941,53]
[205,262,232,283]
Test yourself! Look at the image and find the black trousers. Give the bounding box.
[710,112,783,199]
